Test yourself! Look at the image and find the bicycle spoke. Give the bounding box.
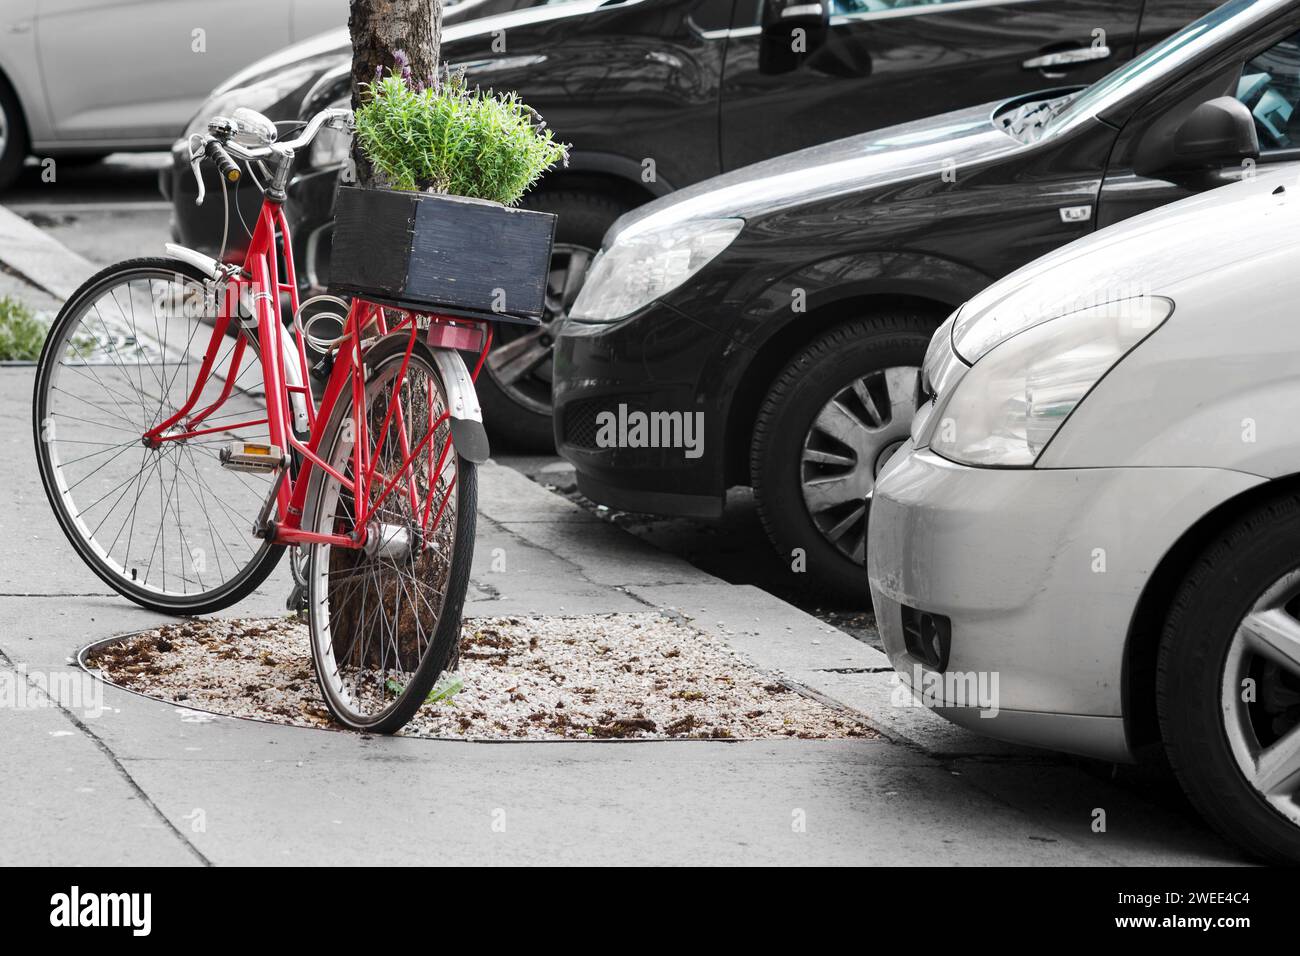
[306,343,470,730]
[90,447,152,543]
[38,265,275,606]
[56,437,140,469]
[79,449,155,521]
[49,385,146,432]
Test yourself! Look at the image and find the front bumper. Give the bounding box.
[866,443,1263,762]
[553,304,738,518]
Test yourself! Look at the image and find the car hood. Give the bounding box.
[212,0,607,95]
[609,100,1026,241]
[951,165,1300,363]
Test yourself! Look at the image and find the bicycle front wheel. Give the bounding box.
[32,258,285,614]
[304,333,476,733]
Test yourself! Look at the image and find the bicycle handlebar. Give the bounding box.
[190,107,352,206]
[205,141,241,184]
[278,107,353,153]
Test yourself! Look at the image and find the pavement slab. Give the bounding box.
[0,363,1245,864]
[0,655,199,866]
[0,205,100,301]
[42,680,1219,867]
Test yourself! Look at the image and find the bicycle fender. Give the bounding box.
[280,331,312,435]
[430,348,490,464]
[163,243,221,278]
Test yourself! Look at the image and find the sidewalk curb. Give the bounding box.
[0,203,96,300]
[475,461,1013,755]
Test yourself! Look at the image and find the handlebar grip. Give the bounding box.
[205,140,241,183]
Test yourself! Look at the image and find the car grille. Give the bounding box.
[561,398,607,449]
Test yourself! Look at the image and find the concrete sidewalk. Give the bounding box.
[0,362,1237,865]
[0,207,1242,865]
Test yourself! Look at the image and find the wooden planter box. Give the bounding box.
[330,185,556,324]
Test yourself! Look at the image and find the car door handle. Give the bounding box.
[1022,46,1111,71]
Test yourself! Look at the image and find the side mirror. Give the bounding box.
[759,0,829,75]
[1174,96,1259,164]
[1137,96,1259,176]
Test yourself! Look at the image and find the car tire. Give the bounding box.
[751,313,934,601]
[0,78,29,191]
[1157,494,1300,864]
[475,189,632,452]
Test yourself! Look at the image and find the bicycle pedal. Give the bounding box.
[219,441,285,473]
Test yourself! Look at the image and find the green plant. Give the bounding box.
[426,673,463,704]
[385,673,462,704]
[353,62,569,204]
[0,296,48,362]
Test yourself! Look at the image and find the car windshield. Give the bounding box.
[1043,0,1276,136]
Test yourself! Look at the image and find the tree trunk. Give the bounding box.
[340,0,451,675]
[348,0,442,187]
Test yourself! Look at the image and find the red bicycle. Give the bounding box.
[33,107,495,732]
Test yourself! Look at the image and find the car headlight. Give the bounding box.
[930,296,1173,467]
[921,310,963,399]
[910,309,965,443]
[569,219,743,323]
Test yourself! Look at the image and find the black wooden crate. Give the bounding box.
[330,185,556,323]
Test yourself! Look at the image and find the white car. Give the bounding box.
[868,165,1300,864]
[0,0,347,188]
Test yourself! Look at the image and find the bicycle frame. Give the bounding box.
[140,194,493,551]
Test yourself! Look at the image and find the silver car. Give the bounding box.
[0,0,347,189]
[867,165,1300,864]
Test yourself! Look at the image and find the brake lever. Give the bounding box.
[189,142,207,207]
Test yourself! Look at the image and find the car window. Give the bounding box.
[831,0,966,13]
[1044,0,1265,136]
[1236,31,1300,151]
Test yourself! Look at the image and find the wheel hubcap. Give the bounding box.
[1221,569,1300,825]
[799,365,918,565]
[485,241,594,416]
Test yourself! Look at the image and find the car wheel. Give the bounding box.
[1158,494,1300,864]
[0,80,28,191]
[475,190,632,452]
[751,313,933,601]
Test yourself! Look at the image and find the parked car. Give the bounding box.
[0,0,348,189]
[554,0,1292,600]
[867,163,1300,865]
[165,0,1207,450]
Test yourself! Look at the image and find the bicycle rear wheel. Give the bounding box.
[32,258,285,614]
[304,333,476,733]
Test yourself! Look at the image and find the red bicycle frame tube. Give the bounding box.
[141,195,493,550]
